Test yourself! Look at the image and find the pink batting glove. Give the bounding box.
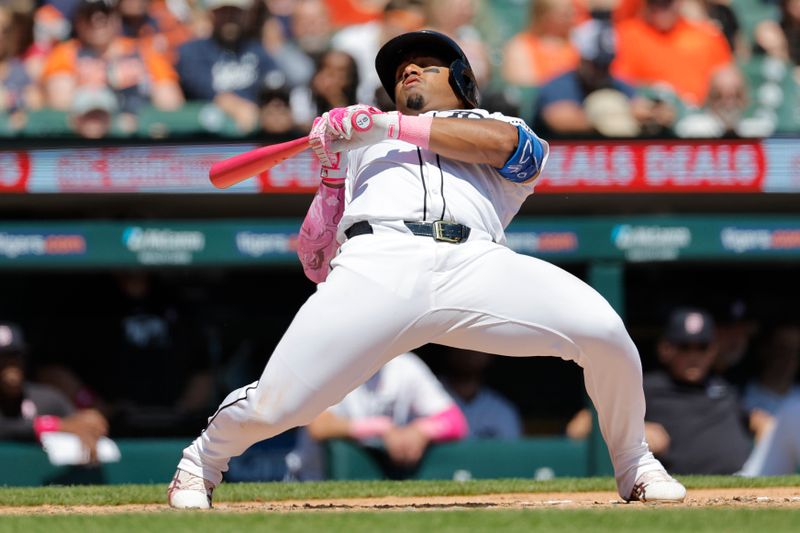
[309,115,339,167]
[327,105,433,152]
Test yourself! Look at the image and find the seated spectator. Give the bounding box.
[743,323,800,416]
[423,0,491,88]
[69,85,118,138]
[532,18,674,138]
[116,0,194,63]
[176,0,283,134]
[331,0,425,104]
[258,82,305,137]
[740,396,800,476]
[643,308,754,474]
[1,4,43,121]
[711,298,760,389]
[753,0,800,72]
[41,0,184,134]
[502,0,579,87]
[613,0,733,106]
[288,352,467,480]
[290,48,359,129]
[259,0,332,88]
[674,63,773,137]
[0,321,109,459]
[439,349,522,439]
[23,5,72,82]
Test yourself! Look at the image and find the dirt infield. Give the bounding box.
[1,487,799,515]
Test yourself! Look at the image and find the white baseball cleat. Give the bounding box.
[628,470,686,503]
[167,469,214,509]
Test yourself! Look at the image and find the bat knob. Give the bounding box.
[351,111,373,132]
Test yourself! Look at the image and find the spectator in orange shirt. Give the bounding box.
[116,0,194,64]
[502,0,580,87]
[612,0,732,106]
[324,0,387,28]
[41,0,183,131]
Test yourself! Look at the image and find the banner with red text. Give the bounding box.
[2,138,796,194]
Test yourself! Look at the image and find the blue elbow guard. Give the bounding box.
[498,125,545,183]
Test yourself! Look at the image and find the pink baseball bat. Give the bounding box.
[209,136,310,189]
[209,109,376,189]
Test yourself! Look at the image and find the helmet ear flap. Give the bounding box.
[449,59,480,108]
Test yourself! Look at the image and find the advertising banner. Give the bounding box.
[1,217,799,268]
[2,138,794,194]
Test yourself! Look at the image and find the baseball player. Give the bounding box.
[168,30,686,508]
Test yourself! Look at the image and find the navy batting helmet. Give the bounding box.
[375,30,480,109]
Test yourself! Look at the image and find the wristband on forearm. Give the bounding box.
[33,415,61,440]
[397,114,433,149]
[412,405,468,442]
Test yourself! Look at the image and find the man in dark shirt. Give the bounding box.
[0,322,108,455]
[175,0,282,133]
[643,308,753,475]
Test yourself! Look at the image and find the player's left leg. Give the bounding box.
[430,241,683,501]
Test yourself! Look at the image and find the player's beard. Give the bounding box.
[405,94,425,111]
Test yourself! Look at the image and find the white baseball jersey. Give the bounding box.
[329,352,454,423]
[339,109,546,245]
[289,352,455,480]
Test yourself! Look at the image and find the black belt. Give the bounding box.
[345,220,472,243]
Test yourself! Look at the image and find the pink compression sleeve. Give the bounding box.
[398,114,433,149]
[297,181,345,284]
[412,404,469,442]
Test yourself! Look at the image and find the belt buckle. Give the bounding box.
[432,220,460,243]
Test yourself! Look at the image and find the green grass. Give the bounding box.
[0,509,799,533]
[0,475,798,507]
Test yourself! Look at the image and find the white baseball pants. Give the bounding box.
[178,224,665,497]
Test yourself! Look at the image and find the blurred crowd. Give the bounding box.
[0,0,798,139]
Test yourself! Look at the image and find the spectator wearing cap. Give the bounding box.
[531,17,674,138]
[176,0,283,134]
[41,0,184,132]
[642,308,754,475]
[69,85,118,138]
[0,321,109,459]
[612,0,732,107]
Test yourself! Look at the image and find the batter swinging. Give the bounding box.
[168,30,686,507]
